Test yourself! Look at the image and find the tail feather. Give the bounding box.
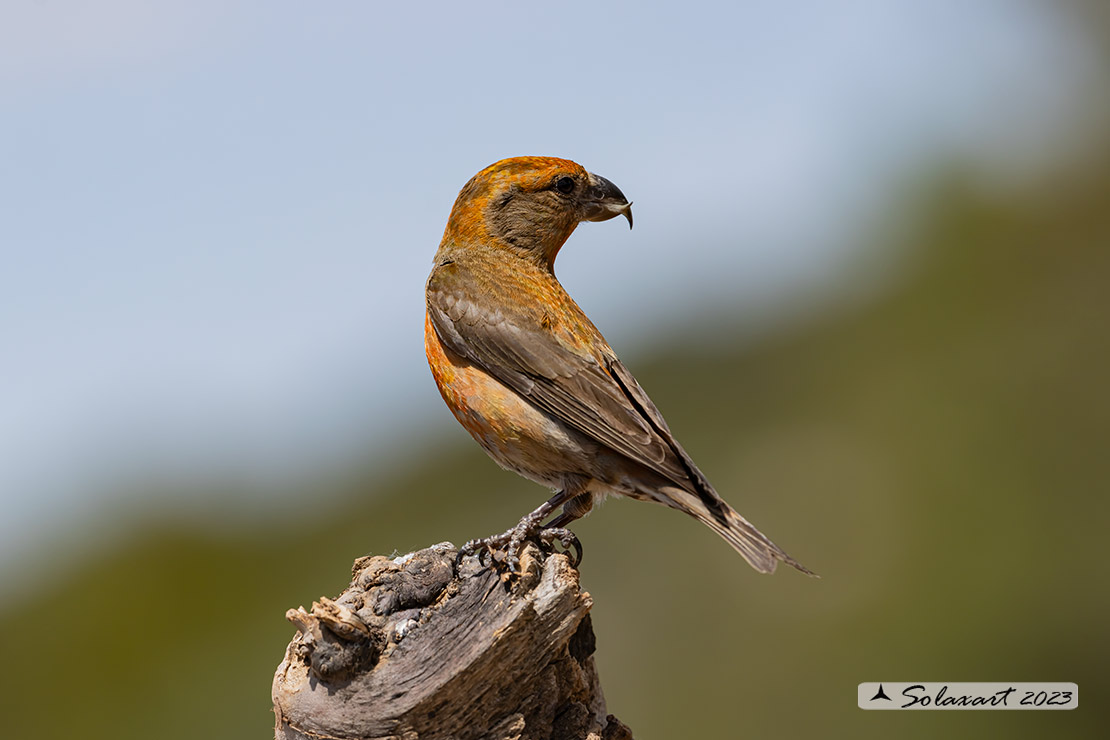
[660,486,815,576]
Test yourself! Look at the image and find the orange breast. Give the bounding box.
[424,311,524,448]
[423,310,583,486]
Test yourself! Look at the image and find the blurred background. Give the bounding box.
[3,1,1108,737]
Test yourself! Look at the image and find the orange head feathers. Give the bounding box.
[441,156,632,267]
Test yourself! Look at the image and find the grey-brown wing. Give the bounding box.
[603,356,718,497]
[427,264,695,488]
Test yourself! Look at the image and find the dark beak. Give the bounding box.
[582,172,633,229]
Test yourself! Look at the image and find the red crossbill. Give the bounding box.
[425,156,811,575]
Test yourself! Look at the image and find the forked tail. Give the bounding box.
[660,486,815,575]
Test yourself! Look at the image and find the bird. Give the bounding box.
[424,156,811,575]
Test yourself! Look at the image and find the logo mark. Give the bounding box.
[870,684,892,702]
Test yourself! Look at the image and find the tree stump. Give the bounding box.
[272,541,633,740]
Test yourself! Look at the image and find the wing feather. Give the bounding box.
[427,263,691,486]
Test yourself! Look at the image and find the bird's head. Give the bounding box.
[441,156,632,267]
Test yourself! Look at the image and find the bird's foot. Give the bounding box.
[460,521,582,574]
[534,526,582,568]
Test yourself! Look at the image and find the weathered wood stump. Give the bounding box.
[272,541,633,740]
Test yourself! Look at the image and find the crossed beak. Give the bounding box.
[583,172,633,229]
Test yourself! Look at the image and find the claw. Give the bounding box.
[536,526,583,567]
[459,521,583,575]
[460,537,499,568]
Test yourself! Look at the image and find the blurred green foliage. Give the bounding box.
[5,128,1110,740]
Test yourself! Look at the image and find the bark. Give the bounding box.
[272,542,633,740]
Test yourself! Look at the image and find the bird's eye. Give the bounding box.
[555,177,575,194]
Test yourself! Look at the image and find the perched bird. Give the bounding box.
[425,156,811,574]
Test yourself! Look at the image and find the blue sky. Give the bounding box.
[0,1,1098,577]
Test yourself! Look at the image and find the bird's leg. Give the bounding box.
[545,491,593,529]
[534,492,593,566]
[461,488,582,572]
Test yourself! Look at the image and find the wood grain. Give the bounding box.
[272,542,632,740]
